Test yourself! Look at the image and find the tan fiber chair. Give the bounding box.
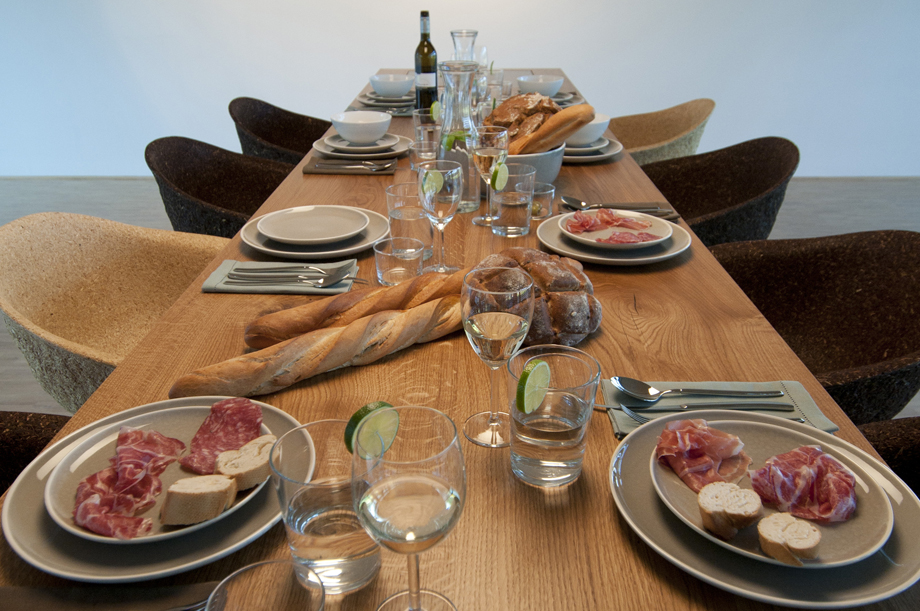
[609,98,715,166]
[0,213,228,413]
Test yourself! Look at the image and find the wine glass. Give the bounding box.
[418,160,462,274]
[468,126,509,227]
[352,406,466,611]
[460,267,535,448]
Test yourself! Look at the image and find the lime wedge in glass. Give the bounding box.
[422,170,444,197]
[516,359,550,413]
[344,401,397,456]
[491,162,509,191]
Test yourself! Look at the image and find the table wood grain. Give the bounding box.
[1,70,916,610]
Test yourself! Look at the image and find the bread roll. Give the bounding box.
[161,475,238,526]
[697,482,763,540]
[757,512,821,566]
[216,434,277,490]
[509,104,595,155]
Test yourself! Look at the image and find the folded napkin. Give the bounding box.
[601,380,839,437]
[202,259,359,295]
[302,157,397,175]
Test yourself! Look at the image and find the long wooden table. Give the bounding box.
[1,70,917,610]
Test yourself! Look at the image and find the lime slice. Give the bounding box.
[516,359,550,413]
[491,162,509,191]
[430,101,441,119]
[422,170,444,197]
[344,401,396,455]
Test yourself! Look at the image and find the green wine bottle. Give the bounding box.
[415,10,437,109]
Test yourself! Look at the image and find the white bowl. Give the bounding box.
[330,111,391,145]
[517,75,565,97]
[508,144,565,183]
[369,74,414,97]
[566,113,611,147]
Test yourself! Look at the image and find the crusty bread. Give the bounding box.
[216,434,277,490]
[509,105,595,155]
[160,475,238,526]
[757,512,821,566]
[697,482,763,540]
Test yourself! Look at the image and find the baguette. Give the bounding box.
[170,295,462,398]
[509,104,595,155]
[216,434,277,490]
[160,475,237,526]
[697,481,763,540]
[757,512,821,566]
[245,268,470,349]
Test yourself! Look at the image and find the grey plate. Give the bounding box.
[610,410,920,608]
[241,208,389,260]
[563,139,624,163]
[312,135,411,160]
[2,397,301,583]
[536,215,691,265]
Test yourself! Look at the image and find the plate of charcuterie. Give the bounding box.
[649,419,894,568]
[558,210,673,250]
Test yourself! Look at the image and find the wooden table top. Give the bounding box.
[1,70,916,610]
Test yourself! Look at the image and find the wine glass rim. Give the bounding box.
[353,405,460,465]
[462,267,534,295]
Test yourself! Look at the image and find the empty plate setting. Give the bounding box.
[256,206,370,245]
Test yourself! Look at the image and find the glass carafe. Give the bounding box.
[438,60,481,213]
[450,30,477,61]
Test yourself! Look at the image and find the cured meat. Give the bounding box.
[656,419,752,493]
[595,209,653,230]
[597,231,661,244]
[750,445,857,522]
[179,397,263,475]
[565,211,605,234]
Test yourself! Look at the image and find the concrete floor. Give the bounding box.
[0,176,918,419]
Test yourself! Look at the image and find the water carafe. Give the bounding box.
[438,60,480,213]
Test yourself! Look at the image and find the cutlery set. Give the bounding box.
[223,263,369,287]
[560,195,681,222]
[314,159,397,172]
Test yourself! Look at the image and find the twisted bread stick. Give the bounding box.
[170,296,461,398]
[245,268,470,349]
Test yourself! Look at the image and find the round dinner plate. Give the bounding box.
[324,133,400,154]
[365,91,415,103]
[610,409,920,608]
[558,210,673,250]
[2,397,301,583]
[557,94,586,108]
[564,137,610,155]
[241,208,389,260]
[563,139,624,164]
[357,94,413,108]
[552,91,575,102]
[256,206,369,245]
[536,214,691,265]
[649,420,893,568]
[312,135,411,160]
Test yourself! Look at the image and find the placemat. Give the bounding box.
[302,157,396,175]
[202,259,359,294]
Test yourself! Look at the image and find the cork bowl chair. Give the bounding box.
[643,137,800,247]
[609,98,715,166]
[145,136,294,239]
[0,412,70,492]
[229,97,332,165]
[710,230,920,425]
[858,417,920,494]
[0,213,228,413]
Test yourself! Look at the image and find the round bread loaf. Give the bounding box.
[474,247,602,346]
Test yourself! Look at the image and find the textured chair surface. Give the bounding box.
[0,411,69,493]
[858,417,920,494]
[145,136,294,238]
[229,97,332,165]
[609,98,715,166]
[710,230,920,424]
[643,137,800,247]
[0,213,227,412]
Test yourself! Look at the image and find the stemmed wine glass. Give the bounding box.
[418,160,462,274]
[352,406,466,611]
[468,126,509,227]
[461,267,535,448]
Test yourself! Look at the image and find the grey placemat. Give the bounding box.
[602,380,839,436]
[202,259,359,295]
[302,157,396,175]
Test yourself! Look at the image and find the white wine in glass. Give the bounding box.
[418,160,462,274]
[468,126,508,227]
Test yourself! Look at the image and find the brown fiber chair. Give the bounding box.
[609,98,715,166]
[229,97,332,165]
[145,136,294,238]
[0,412,69,492]
[858,417,920,494]
[643,137,800,247]
[0,213,227,413]
[710,231,920,425]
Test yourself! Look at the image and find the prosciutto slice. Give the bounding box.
[656,419,752,493]
[597,231,661,244]
[565,210,606,234]
[179,397,263,475]
[595,209,653,230]
[750,445,856,522]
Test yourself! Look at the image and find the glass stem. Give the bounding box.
[489,364,503,425]
[407,553,421,611]
[485,183,494,220]
[436,223,447,271]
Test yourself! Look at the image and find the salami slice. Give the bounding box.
[179,397,264,475]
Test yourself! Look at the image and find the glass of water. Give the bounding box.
[491,163,536,237]
[385,183,433,260]
[506,345,601,487]
[269,420,381,595]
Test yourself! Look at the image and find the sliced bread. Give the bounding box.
[215,434,277,490]
[160,474,238,526]
[697,481,763,540]
[757,512,821,566]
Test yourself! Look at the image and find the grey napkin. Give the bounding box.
[202,259,359,295]
[302,157,397,175]
[602,380,839,436]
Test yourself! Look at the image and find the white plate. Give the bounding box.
[324,133,400,154]
[312,135,411,160]
[649,420,893,568]
[537,214,691,265]
[357,94,413,108]
[563,139,624,164]
[45,406,274,544]
[558,210,673,250]
[552,91,575,102]
[610,409,920,608]
[1,397,301,583]
[257,206,369,245]
[564,137,610,155]
[557,94,586,108]
[241,208,389,260]
[366,91,415,103]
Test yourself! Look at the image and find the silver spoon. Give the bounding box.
[560,195,665,212]
[611,376,785,404]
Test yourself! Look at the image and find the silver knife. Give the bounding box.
[599,401,796,412]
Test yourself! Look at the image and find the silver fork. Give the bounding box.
[618,404,806,426]
[224,274,368,287]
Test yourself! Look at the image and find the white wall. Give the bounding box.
[2,1,918,177]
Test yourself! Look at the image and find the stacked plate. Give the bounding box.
[312,132,412,161]
[241,205,390,260]
[564,137,624,164]
[553,91,586,108]
[354,90,416,116]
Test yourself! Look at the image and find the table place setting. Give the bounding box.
[305,110,410,174]
[202,259,364,294]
